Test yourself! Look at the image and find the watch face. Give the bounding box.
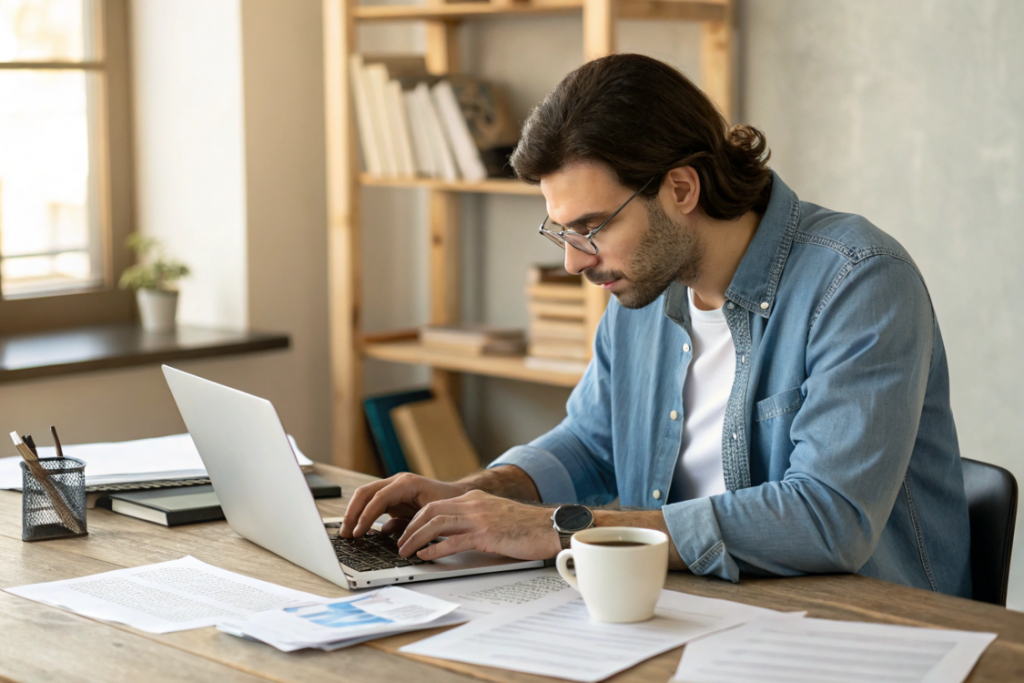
[554,505,593,533]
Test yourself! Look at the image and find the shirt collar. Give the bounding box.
[663,171,799,327]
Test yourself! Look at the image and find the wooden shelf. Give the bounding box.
[360,174,543,195]
[363,340,582,387]
[354,0,727,22]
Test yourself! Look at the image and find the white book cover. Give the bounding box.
[415,82,458,181]
[348,55,382,176]
[386,80,417,177]
[404,90,436,176]
[431,80,488,182]
[364,63,400,176]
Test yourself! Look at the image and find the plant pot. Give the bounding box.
[136,289,179,333]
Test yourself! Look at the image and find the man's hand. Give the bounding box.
[396,490,561,561]
[339,472,469,538]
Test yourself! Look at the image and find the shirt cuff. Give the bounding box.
[488,445,578,504]
[662,497,740,582]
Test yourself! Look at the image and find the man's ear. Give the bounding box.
[662,166,701,216]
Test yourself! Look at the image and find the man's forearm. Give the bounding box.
[457,465,542,502]
[593,508,687,571]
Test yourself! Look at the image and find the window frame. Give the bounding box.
[0,0,134,335]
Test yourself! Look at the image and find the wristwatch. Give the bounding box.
[551,504,595,549]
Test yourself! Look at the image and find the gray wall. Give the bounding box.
[739,0,1024,607]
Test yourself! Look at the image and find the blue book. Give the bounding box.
[364,388,433,476]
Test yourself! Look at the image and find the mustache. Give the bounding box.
[584,270,625,286]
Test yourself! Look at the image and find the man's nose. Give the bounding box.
[564,244,599,275]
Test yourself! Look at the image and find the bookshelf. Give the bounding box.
[323,0,735,472]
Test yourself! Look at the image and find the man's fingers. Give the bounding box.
[340,480,390,537]
[380,517,410,537]
[351,479,413,537]
[417,533,478,561]
[398,498,466,547]
[399,514,474,558]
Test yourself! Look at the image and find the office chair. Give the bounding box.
[962,458,1018,606]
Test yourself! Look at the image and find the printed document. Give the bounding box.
[401,587,783,682]
[5,556,331,634]
[671,615,996,683]
[218,586,462,652]
[0,433,313,489]
[408,567,574,618]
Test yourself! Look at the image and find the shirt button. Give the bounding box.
[727,302,735,310]
[760,301,769,310]
[740,355,746,364]
[670,410,679,421]
[732,433,738,440]
[652,490,662,500]
[682,343,691,353]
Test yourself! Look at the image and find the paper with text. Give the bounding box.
[407,567,574,618]
[400,588,782,682]
[671,616,996,683]
[5,556,330,633]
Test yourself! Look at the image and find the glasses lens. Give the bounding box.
[563,231,597,255]
[541,229,566,249]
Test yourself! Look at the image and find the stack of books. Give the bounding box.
[349,54,519,181]
[524,265,589,374]
[419,323,525,356]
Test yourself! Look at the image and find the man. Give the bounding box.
[341,54,971,597]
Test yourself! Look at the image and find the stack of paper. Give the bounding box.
[218,587,465,652]
[401,586,787,683]
[671,615,996,683]
[0,433,313,490]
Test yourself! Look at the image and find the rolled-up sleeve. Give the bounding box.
[489,445,577,503]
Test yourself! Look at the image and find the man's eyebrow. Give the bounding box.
[556,211,612,231]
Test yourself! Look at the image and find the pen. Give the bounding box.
[23,435,38,456]
[12,432,84,535]
[50,426,64,459]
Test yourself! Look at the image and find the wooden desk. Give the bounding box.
[1,464,1021,682]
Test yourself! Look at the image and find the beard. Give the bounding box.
[585,199,704,310]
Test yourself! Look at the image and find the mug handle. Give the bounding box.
[556,549,578,589]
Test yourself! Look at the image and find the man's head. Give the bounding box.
[512,54,772,309]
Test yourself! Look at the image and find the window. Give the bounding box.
[0,0,133,334]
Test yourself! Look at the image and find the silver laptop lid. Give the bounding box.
[162,365,350,588]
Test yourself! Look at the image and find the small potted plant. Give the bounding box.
[119,233,191,333]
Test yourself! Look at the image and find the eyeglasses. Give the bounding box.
[538,176,657,255]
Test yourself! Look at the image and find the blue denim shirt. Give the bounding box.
[491,172,972,598]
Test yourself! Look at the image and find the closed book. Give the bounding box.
[526,264,582,286]
[527,300,586,320]
[415,82,459,181]
[423,337,526,356]
[363,388,433,476]
[526,283,585,301]
[528,319,587,341]
[390,395,479,482]
[431,80,488,182]
[364,63,400,176]
[447,77,519,178]
[404,90,436,176]
[386,79,417,176]
[100,473,342,527]
[524,356,589,375]
[349,55,383,175]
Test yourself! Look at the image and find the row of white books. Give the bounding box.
[349,55,518,182]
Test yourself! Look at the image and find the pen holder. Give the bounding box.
[21,457,88,542]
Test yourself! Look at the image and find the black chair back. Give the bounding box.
[962,457,1018,606]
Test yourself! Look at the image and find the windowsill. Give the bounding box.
[0,323,290,384]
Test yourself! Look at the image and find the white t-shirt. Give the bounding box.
[667,289,734,503]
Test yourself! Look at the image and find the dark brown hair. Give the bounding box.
[511,54,773,220]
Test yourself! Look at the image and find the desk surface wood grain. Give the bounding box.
[0,464,1021,683]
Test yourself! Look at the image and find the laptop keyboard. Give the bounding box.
[330,529,433,572]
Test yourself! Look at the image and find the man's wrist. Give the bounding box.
[458,464,541,502]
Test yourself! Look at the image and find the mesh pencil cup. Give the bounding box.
[21,457,88,542]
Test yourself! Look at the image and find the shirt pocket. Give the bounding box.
[754,386,804,423]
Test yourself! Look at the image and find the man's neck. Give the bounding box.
[688,210,762,311]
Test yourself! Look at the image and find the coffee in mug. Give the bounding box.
[555,526,669,623]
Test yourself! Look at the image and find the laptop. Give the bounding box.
[162,365,544,590]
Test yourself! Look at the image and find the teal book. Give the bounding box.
[364,388,432,476]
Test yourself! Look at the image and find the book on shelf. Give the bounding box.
[527,282,586,301]
[364,388,434,476]
[420,324,526,356]
[349,53,518,182]
[524,355,590,375]
[528,318,587,342]
[390,394,480,482]
[527,263,582,285]
[527,300,586,320]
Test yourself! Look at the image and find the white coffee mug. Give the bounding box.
[555,526,669,623]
